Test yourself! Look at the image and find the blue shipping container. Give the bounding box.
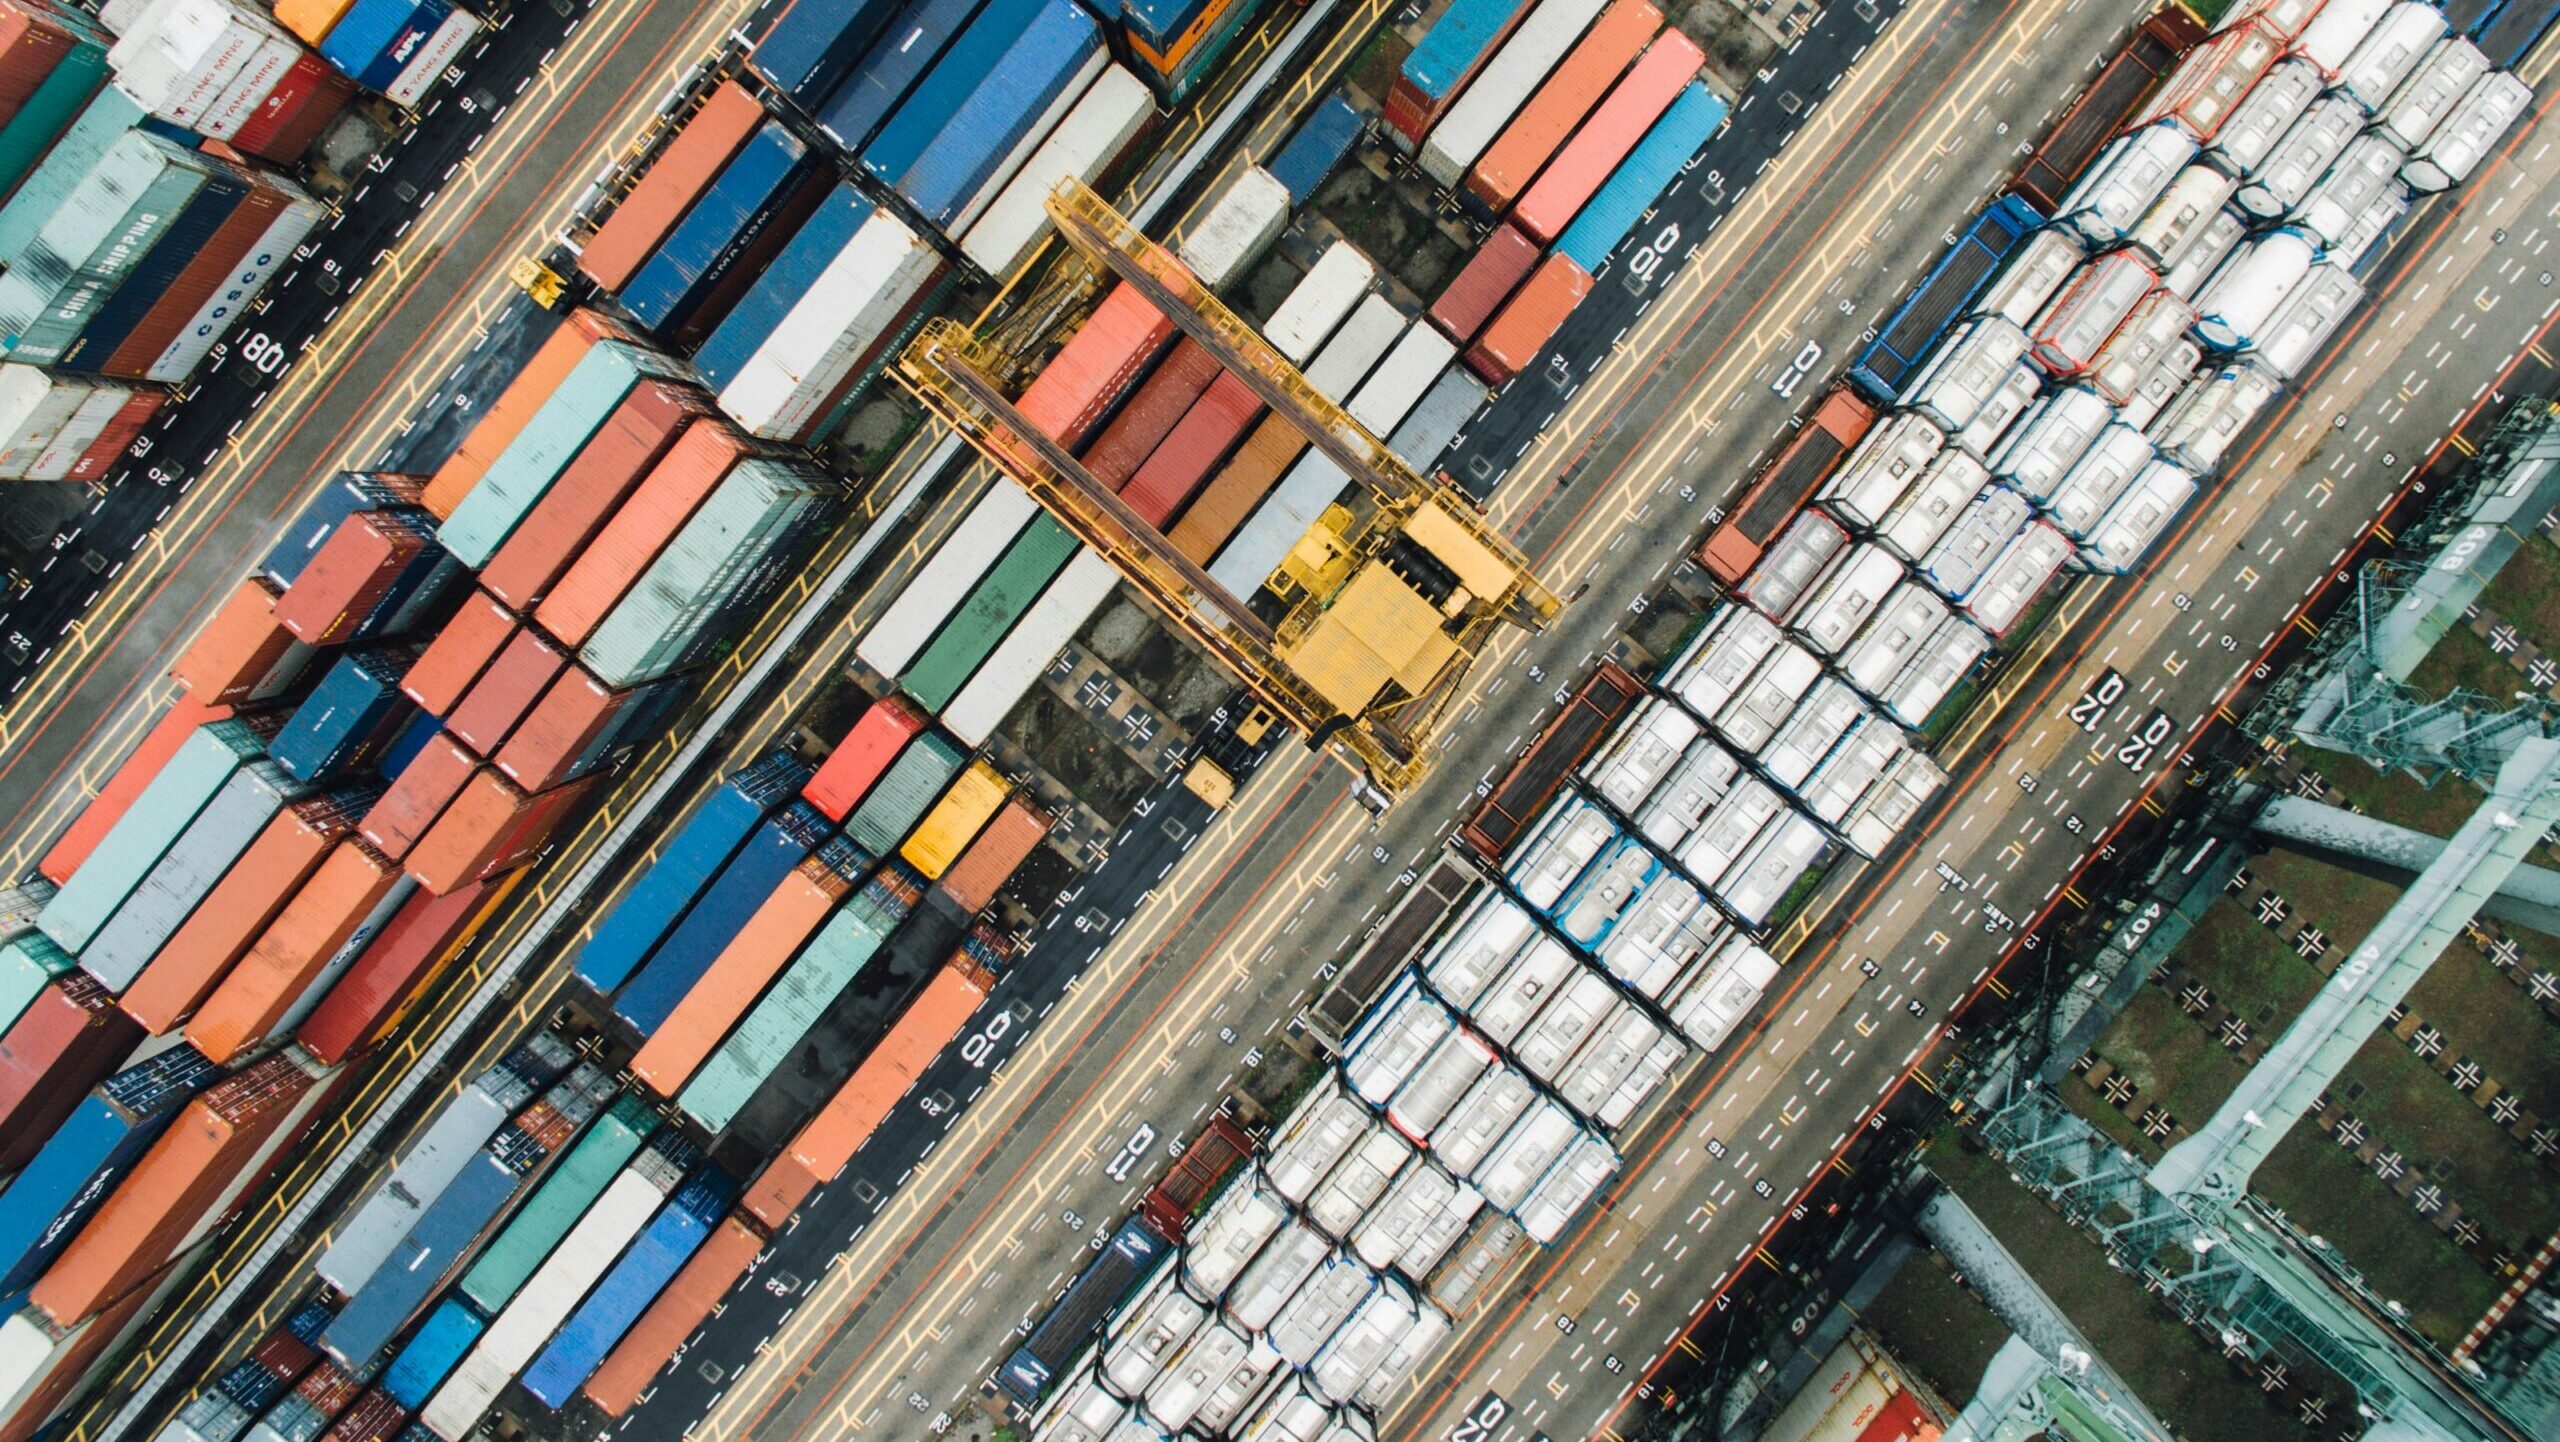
[517,1171,735,1407]
[264,475,425,590]
[613,801,832,1035]
[1847,194,2043,403]
[0,1046,220,1293]
[382,1297,484,1409]
[361,0,453,91]
[215,1355,292,1411]
[320,0,427,83]
[752,0,909,105]
[286,1300,333,1344]
[1401,0,1532,103]
[269,648,415,784]
[1267,96,1361,207]
[891,0,1100,228]
[816,0,990,155]
[860,0,1041,188]
[694,185,873,392]
[621,122,814,334]
[55,166,249,373]
[380,712,445,781]
[321,1151,526,1371]
[571,752,811,993]
[1120,0,1212,51]
[1555,83,1728,275]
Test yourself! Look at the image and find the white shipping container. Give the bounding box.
[1991,385,2112,499]
[1971,228,2084,329]
[2117,335,2202,434]
[2040,422,2154,539]
[2206,58,2319,174]
[0,369,101,479]
[1598,1031,1686,1129]
[1265,1083,1374,1203]
[857,482,1040,677]
[387,8,485,108]
[2160,205,2246,299]
[1875,448,1989,564]
[1712,645,1823,757]
[2056,124,2196,247]
[961,66,1152,279]
[1919,485,2031,602]
[194,33,299,141]
[1308,1128,1416,1240]
[1225,1223,1329,1333]
[1178,166,1289,289]
[1420,0,1610,188]
[2295,135,2406,251]
[23,384,132,482]
[1843,748,1949,858]
[1632,741,1743,854]
[2192,230,2319,350]
[1467,934,1578,1045]
[722,212,941,440]
[1818,413,1944,530]
[1735,511,1848,619]
[1665,604,1783,722]
[1760,679,1866,793]
[110,0,275,127]
[1677,776,1782,886]
[2404,71,2532,193]
[1901,317,2032,435]
[1799,713,1902,826]
[1426,1064,1535,1177]
[2335,1,2443,112]
[1350,325,1459,437]
[2233,96,2360,219]
[148,193,323,384]
[1422,894,1536,1011]
[1355,1303,1452,1413]
[2088,290,2197,407]
[1309,1284,1418,1404]
[2078,462,2197,576]
[1265,243,1377,365]
[1668,939,1778,1050]
[2126,165,2241,270]
[1145,1320,1258,1431]
[1838,581,1949,700]
[1789,543,1905,656]
[2218,0,2323,39]
[1507,795,1612,910]
[1516,1133,1617,1243]
[1582,699,1700,813]
[953,50,1108,238]
[1101,1275,1205,1400]
[942,548,1120,746]
[2147,361,2282,470]
[2375,37,2489,151]
[1207,299,1408,596]
[2292,0,2392,76]
[2030,252,2158,376]
[1958,362,2041,460]
[1966,520,2076,635]
[1512,969,1617,1086]
[1181,1179,1290,1301]
[2255,261,2362,381]
[1343,979,1452,1105]
[1882,615,1989,729]
[1474,1098,1580,1212]
[1386,1026,1496,1139]
[1557,1002,1662,1120]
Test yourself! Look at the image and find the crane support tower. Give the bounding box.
[900,180,1561,804]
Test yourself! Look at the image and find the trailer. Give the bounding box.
[1460,662,1643,860]
[1141,1115,1256,1240]
[1698,388,1877,582]
[1847,196,2044,401]
[2012,10,2193,212]
[998,1215,1171,1401]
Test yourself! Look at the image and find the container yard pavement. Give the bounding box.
[655,0,2152,1437]
[0,0,777,879]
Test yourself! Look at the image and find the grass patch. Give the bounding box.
[2410,624,2521,702]
[2253,1127,2505,1352]
[2406,951,2560,1118]
[2328,1032,2560,1245]
[2085,985,2243,1157]
[2478,534,2560,644]
[2242,847,2398,957]
[2290,744,2483,839]
[2172,899,2327,1032]
[1858,1252,2010,1409]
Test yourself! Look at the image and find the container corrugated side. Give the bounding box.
[803,697,930,821]
[718,210,941,441]
[183,840,401,1063]
[144,192,325,385]
[1420,0,1606,189]
[631,841,862,1095]
[854,481,1039,678]
[899,761,1009,879]
[888,0,1100,229]
[676,899,897,1131]
[845,734,967,857]
[1511,31,1701,243]
[859,0,1043,189]
[581,1213,761,1414]
[579,82,763,292]
[0,1046,219,1296]
[569,755,805,993]
[932,794,1051,912]
[900,514,1078,710]
[1555,81,1727,274]
[536,419,753,646]
[749,0,905,105]
[959,65,1151,279]
[940,549,1118,747]
[381,1298,483,1410]
[40,719,267,954]
[613,803,830,1037]
[0,975,138,1171]
[694,184,872,395]
[579,457,832,687]
[80,760,298,992]
[454,1095,654,1315]
[311,1075,515,1298]
[294,879,493,1064]
[120,792,362,1034]
[813,0,984,156]
[438,345,692,567]
[422,312,611,519]
[518,1172,733,1405]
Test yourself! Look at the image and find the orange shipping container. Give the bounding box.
[496,666,649,793]
[31,1054,317,1325]
[40,698,234,885]
[359,735,480,860]
[406,771,600,894]
[1512,32,1703,244]
[121,794,361,1033]
[934,796,1051,916]
[582,1215,763,1415]
[295,877,507,1066]
[580,83,768,291]
[402,590,518,717]
[1466,254,1593,384]
[273,0,356,43]
[171,577,310,706]
[1465,0,1661,213]
[630,855,858,1096]
[422,311,633,518]
[536,419,754,646]
[185,842,401,1064]
[1017,285,1175,448]
[445,627,567,756]
[1168,415,1303,566]
[746,959,992,1229]
[478,381,714,613]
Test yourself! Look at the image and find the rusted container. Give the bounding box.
[802,696,931,821]
[401,591,517,718]
[1017,285,1174,448]
[185,841,401,1064]
[1430,224,1540,344]
[535,420,753,647]
[477,381,712,612]
[120,789,369,1034]
[273,511,433,645]
[40,699,234,887]
[0,975,138,1171]
[422,310,632,519]
[172,576,310,706]
[1466,253,1593,383]
[294,878,497,1065]
[1511,31,1702,243]
[1084,340,1221,490]
[1167,414,1303,565]
[496,666,658,793]
[64,391,167,485]
[1124,372,1260,530]
[445,627,567,757]
[579,82,767,291]
[1466,0,1659,213]
[933,795,1050,915]
[581,1212,762,1415]
[630,849,861,1096]
[406,771,599,894]
[359,734,479,860]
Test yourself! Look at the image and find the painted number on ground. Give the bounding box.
[2115,708,2176,771]
[2068,668,2126,732]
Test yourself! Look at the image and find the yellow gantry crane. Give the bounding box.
[898,178,1562,804]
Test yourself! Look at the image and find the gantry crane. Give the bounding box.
[898,178,1563,803]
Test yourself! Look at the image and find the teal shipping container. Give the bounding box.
[677,885,905,1130]
[79,759,300,990]
[437,340,693,567]
[579,457,831,687]
[0,36,108,211]
[38,719,269,953]
[0,933,73,1035]
[0,130,208,356]
[900,514,1075,710]
[0,87,144,266]
[843,732,965,857]
[457,1093,655,1314]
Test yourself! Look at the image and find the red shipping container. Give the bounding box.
[295,878,498,1065]
[40,697,235,886]
[803,696,931,820]
[477,380,712,612]
[445,627,566,756]
[1431,225,1541,344]
[1083,341,1221,490]
[121,793,362,1034]
[402,590,517,717]
[0,1267,164,1442]
[360,735,479,860]
[933,795,1050,915]
[1466,0,1660,214]
[495,665,643,793]
[1467,254,1593,384]
[172,576,309,706]
[423,310,633,519]
[31,1053,317,1325]
[185,842,402,1064]
[273,511,431,645]
[536,420,753,646]
[1513,33,1704,243]
[0,975,139,1170]
[406,771,599,894]
[1167,415,1302,564]
[62,390,166,485]
[1017,285,1175,448]
[100,180,290,380]
[581,81,766,290]
[230,54,354,164]
[0,5,74,133]
[582,1215,763,1415]
[1124,372,1260,529]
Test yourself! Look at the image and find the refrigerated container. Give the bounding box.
[1881,615,1988,729]
[2294,135,2407,253]
[1787,544,1905,657]
[1175,166,1287,290]
[1733,510,1845,620]
[2336,1,2444,111]
[940,549,1119,747]
[1916,485,2030,603]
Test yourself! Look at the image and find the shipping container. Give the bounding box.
[406,768,598,894]
[631,838,866,1095]
[1123,372,1260,528]
[290,877,489,1065]
[120,789,367,1033]
[536,419,757,646]
[1267,95,1362,206]
[0,932,71,1040]
[41,699,231,888]
[520,1169,734,1406]
[481,374,720,613]
[1174,166,1287,290]
[1554,80,1726,274]
[932,794,1050,914]
[381,1299,482,1411]
[0,975,137,1172]
[55,156,261,375]
[845,733,967,859]
[1511,31,1701,243]
[579,1213,760,1415]
[581,84,764,291]
[718,208,944,442]
[2404,69,2532,193]
[1020,284,1173,447]
[1388,0,1535,143]
[496,666,666,793]
[1464,0,1654,216]
[1460,663,1640,860]
[41,718,270,953]
[1085,340,1221,489]
[573,753,809,993]
[614,803,833,1037]
[65,389,166,484]
[885,0,1102,231]
[1465,253,1590,384]
[266,475,428,594]
[939,549,1119,745]
[269,648,414,784]
[899,760,1009,878]
[901,514,1079,709]
[172,577,313,708]
[0,132,219,365]
[423,312,621,519]
[81,760,302,991]
[2132,19,2282,142]
[0,1260,175,1440]
[580,456,833,687]
[2012,13,2190,210]
[1420,0,1610,190]
[805,696,932,820]
[750,0,905,106]
[0,1046,218,1295]
[185,840,401,1062]
[1848,196,2042,401]
[745,956,992,1227]
[143,187,324,384]
[2191,230,2318,350]
[360,733,479,861]
[1431,225,1537,345]
[444,627,566,756]
[272,511,434,647]
[1697,388,1876,582]
[1265,244,1374,367]
[693,184,872,396]
[0,23,107,214]
[456,1094,655,1316]
[813,0,992,155]
[440,347,694,568]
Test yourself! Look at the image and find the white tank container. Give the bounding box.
[1964,520,2076,635]
[2255,261,2364,381]
[2056,124,2198,247]
[2233,95,2361,218]
[1971,228,2085,329]
[1816,413,1944,530]
[2404,71,2532,193]
[2375,36,2490,152]
[1901,317,2033,435]
[2191,230,2319,350]
[2147,361,2283,470]
[2291,0,2393,77]
[2078,462,2198,575]
[2334,1,2445,112]
[2160,205,2247,299]
[1876,448,1991,563]
[2040,422,2155,539]
[2207,57,2320,173]
[2294,135,2409,251]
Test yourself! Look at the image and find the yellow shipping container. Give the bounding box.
[899,761,1012,880]
[275,0,358,44]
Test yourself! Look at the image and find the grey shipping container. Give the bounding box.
[580,457,833,687]
[39,720,271,954]
[80,761,301,991]
[844,733,967,856]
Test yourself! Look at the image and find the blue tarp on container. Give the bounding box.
[859,0,1041,189]
[890,0,1099,228]
[517,1171,735,1407]
[56,165,248,373]
[1555,82,1728,274]
[320,1150,525,1371]
[1267,96,1361,207]
[693,185,873,392]
[319,0,427,82]
[0,1046,219,1293]
[815,0,988,155]
[1401,0,1533,103]
[613,802,831,1036]
[621,122,815,334]
[752,0,909,105]
[264,475,425,590]
[571,753,810,993]
[382,1297,484,1409]
[269,649,413,784]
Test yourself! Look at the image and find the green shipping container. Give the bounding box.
[0,87,143,267]
[580,458,832,688]
[459,1094,655,1314]
[38,720,268,954]
[438,342,691,567]
[0,39,108,212]
[0,932,75,1035]
[0,131,201,352]
[899,515,1076,711]
[678,903,896,1131]
[4,122,200,365]
[843,734,965,859]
